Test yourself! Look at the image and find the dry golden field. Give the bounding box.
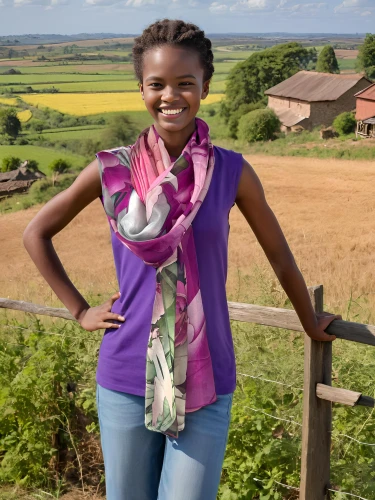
[0,154,374,321]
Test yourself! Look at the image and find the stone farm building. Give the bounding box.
[355,83,375,138]
[0,163,45,199]
[265,71,371,132]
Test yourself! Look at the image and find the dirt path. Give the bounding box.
[1,154,374,317]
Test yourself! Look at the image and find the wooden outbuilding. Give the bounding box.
[265,71,371,132]
[0,163,45,199]
[355,83,375,138]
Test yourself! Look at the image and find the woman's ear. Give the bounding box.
[139,83,144,100]
[201,80,210,100]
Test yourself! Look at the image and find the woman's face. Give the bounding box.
[140,45,210,136]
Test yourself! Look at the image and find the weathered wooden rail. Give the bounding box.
[1,285,375,500]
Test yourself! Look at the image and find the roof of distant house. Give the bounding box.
[272,107,307,127]
[355,83,375,101]
[0,165,45,183]
[265,71,371,102]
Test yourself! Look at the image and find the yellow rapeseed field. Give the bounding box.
[21,92,224,116]
[0,97,19,106]
[17,109,32,122]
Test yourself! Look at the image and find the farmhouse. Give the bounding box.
[265,71,371,132]
[0,163,45,199]
[355,83,375,138]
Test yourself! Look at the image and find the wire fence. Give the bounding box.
[1,296,375,500]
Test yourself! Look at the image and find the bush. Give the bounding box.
[1,155,21,172]
[48,158,71,175]
[29,174,76,203]
[228,101,265,138]
[238,108,281,143]
[333,112,356,136]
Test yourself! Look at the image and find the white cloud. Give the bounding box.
[230,0,269,11]
[334,0,373,12]
[13,0,68,6]
[209,1,228,11]
[361,8,371,14]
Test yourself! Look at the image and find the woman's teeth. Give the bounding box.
[160,108,184,115]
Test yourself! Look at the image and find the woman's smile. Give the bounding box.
[158,107,188,119]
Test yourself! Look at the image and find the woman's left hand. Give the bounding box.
[305,312,342,342]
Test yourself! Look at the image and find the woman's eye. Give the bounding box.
[149,83,162,88]
[180,82,193,86]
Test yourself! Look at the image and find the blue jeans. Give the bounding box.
[96,383,233,500]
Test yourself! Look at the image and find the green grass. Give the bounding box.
[0,145,87,174]
[9,80,139,93]
[27,127,106,142]
[0,73,134,85]
[338,58,358,71]
[214,61,239,74]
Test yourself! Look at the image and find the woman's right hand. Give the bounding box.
[77,292,125,332]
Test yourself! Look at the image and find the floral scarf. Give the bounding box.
[96,118,217,438]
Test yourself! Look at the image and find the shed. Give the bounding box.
[355,83,375,138]
[265,71,371,132]
[0,163,45,199]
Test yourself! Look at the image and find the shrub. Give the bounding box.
[48,158,71,175]
[228,101,265,138]
[333,112,356,136]
[0,107,21,138]
[1,155,21,172]
[238,108,281,143]
[27,159,39,171]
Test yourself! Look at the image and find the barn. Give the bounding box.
[265,71,371,132]
[355,83,375,138]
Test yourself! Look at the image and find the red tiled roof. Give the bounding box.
[355,83,375,101]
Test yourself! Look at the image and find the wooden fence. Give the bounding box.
[1,284,375,499]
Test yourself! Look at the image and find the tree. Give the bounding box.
[238,108,280,143]
[26,159,39,171]
[49,158,71,185]
[1,156,21,172]
[223,42,317,125]
[102,113,139,148]
[0,108,21,138]
[357,33,375,79]
[316,46,340,74]
[333,112,356,135]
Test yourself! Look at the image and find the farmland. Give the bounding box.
[0,33,373,499]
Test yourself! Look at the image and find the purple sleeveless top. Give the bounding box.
[96,145,243,396]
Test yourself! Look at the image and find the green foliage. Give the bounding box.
[227,102,266,139]
[26,159,39,171]
[1,155,20,172]
[0,317,102,487]
[0,108,21,139]
[102,113,139,148]
[223,43,317,121]
[48,158,71,174]
[238,108,280,143]
[357,33,375,79]
[28,174,75,203]
[316,45,340,74]
[333,112,357,136]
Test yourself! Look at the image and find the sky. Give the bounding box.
[0,0,373,36]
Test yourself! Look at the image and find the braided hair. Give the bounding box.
[133,19,214,83]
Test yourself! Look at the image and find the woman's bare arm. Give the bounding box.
[23,159,124,331]
[236,158,338,341]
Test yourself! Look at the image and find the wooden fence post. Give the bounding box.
[300,285,332,499]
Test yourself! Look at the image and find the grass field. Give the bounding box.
[21,92,225,115]
[0,145,87,174]
[26,126,105,141]
[17,109,32,122]
[0,73,135,84]
[0,97,19,106]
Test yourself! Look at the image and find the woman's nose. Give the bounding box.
[161,86,178,102]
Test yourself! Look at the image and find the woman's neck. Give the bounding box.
[153,119,196,158]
